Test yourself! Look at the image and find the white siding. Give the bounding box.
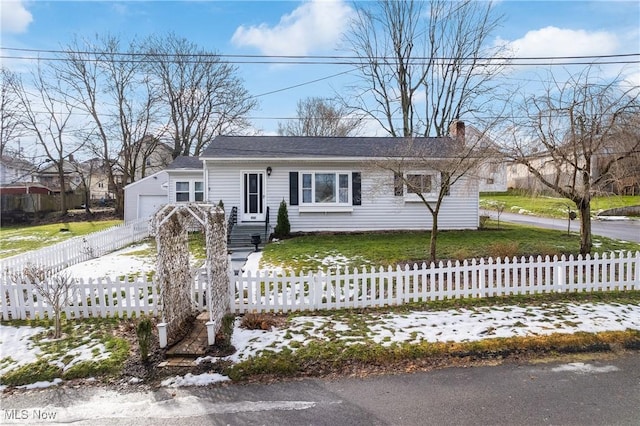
[124,171,168,222]
[207,160,479,232]
[167,171,205,203]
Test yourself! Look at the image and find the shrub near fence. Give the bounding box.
[0,217,152,276]
[230,251,640,313]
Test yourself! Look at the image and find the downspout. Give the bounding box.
[202,159,209,203]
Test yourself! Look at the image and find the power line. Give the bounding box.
[3,46,638,61]
[1,46,638,66]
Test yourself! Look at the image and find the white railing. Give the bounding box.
[0,217,152,276]
[230,251,640,313]
[1,251,638,320]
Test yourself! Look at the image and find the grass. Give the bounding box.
[261,221,640,272]
[480,191,640,219]
[0,317,130,387]
[0,220,123,258]
[224,290,640,381]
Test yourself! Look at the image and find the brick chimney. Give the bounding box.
[449,120,465,144]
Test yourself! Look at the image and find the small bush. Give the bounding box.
[136,316,153,363]
[273,199,290,239]
[488,241,519,258]
[240,313,284,331]
[479,215,491,229]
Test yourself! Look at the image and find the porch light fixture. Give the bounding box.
[266,166,272,176]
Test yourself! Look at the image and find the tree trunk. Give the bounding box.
[577,199,592,255]
[429,214,438,263]
[58,166,68,215]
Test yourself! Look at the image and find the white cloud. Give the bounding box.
[231,0,353,56]
[1,0,33,33]
[498,26,619,58]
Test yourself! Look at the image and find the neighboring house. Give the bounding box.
[0,155,37,185]
[37,159,83,193]
[81,158,115,201]
[123,171,169,222]
[156,129,480,233]
[116,135,174,184]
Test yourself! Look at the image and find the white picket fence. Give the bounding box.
[230,251,640,313]
[0,217,152,276]
[0,270,210,320]
[1,251,638,320]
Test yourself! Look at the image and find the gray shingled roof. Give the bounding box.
[166,156,203,170]
[200,136,460,159]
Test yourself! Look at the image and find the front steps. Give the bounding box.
[227,224,270,250]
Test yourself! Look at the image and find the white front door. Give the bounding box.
[242,172,265,222]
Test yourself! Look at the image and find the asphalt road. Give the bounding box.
[481,209,640,243]
[1,353,639,425]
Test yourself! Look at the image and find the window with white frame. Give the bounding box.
[406,174,432,194]
[396,172,442,201]
[301,172,351,205]
[175,180,204,202]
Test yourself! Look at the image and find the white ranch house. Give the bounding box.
[126,125,483,232]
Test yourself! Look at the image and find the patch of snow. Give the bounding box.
[0,326,45,376]
[551,362,620,374]
[18,378,63,390]
[63,242,156,279]
[161,373,230,387]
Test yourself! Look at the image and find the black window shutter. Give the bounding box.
[352,172,361,206]
[394,172,403,196]
[289,172,299,206]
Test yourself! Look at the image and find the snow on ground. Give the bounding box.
[63,242,156,279]
[0,326,45,376]
[2,248,639,388]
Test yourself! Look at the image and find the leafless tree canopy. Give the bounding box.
[344,0,506,137]
[143,34,258,158]
[10,62,86,214]
[501,68,640,254]
[0,68,24,158]
[278,97,364,137]
[375,124,495,261]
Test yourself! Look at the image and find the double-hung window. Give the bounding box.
[175,180,204,203]
[301,172,351,205]
[395,172,442,201]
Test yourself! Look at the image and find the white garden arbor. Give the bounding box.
[151,203,229,348]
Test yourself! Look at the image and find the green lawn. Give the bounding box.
[480,191,640,218]
[0,220,123,258]
[261,221,640,273]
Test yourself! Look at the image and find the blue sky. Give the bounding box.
[1,0,639,136]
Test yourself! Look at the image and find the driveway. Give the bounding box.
[481,209,640,243]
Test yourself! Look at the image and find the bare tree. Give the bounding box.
[0,68,24,158]
[502,68,640,255]
[13,264,76,339]
[278,97,364,136]
[345,0,506,260]
[54,35,161,217]
[10,63,84,214]
[143,34,258,158]
[376,122,493,262]
[344,0,506,138]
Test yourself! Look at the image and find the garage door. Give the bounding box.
[138,195,167,219]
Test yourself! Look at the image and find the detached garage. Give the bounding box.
[123,171,168,222]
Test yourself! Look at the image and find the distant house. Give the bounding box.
[0,156,37,185]
[125,123,481,234]
[116,135,174,185]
